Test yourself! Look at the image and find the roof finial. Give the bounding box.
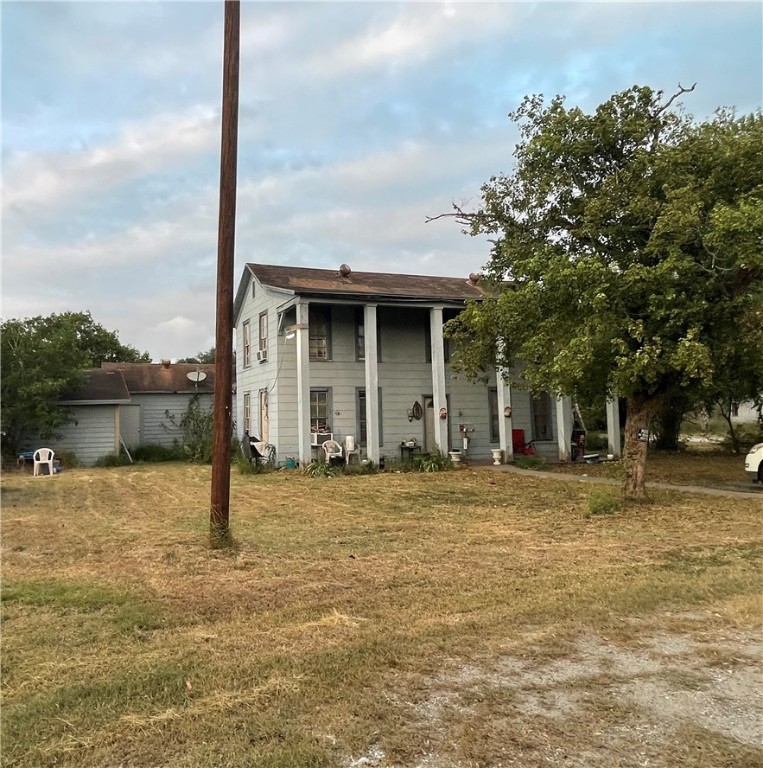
[339,264,352,277]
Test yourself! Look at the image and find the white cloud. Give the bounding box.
[3,106,220,221]
[310,2,511,77]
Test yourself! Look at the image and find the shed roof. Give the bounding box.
[100,362,217,394]
[60,369,131,404]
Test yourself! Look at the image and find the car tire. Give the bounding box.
[759,463,763,484]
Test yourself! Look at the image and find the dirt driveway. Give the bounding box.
[347,611,762,767]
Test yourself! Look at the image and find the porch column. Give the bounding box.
[496,368,513,463]
[295,301,311,467]
[429,307,449,454]
[363,304,380,463]
[606,397,621,458]
[556,395,573,462]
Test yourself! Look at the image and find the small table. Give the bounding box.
[400,443,422,462]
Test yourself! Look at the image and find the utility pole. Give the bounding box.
[210,0,240,546]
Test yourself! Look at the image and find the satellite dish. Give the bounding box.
[186,370,207,383]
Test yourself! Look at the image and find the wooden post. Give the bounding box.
[210,0,240,546]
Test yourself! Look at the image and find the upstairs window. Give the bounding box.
[309,308,331,361]
[355,309,365,361]
[242,320,251,368]
[258,312,268,355]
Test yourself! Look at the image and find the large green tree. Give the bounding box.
[1,311,149,458]
[440,86,763,498]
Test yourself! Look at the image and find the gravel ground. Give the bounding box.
[345,616,762,768]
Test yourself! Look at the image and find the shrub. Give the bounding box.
[302,461,336,478]
[235,452,274,475]
[416,451,450,473]
[163,395,213,464]
[132,444,184,463]
[343,461,378,476]
[95,451,132,467]
[587,489,621,516]
[54,449,80,468]
[584,432,608,451]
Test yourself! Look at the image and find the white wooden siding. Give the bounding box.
[236,290,567,464]
[236,273,281,444]
[129,393,213,448]
[52,405,119,466]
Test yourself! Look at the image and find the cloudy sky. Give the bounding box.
[2,1,761,360]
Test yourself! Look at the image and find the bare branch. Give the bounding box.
[654,82,696,117]
[425,200,476,225]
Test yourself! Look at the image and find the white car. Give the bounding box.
[744,443,763,483]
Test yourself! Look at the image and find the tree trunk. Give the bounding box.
[653,395,686,451]
[716,398,741,454]
[622,395,661,500]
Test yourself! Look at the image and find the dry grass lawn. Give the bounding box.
[547,449,757,491]
[2,462,761,767]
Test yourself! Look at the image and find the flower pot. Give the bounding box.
[449,450,462,465]
[491,448,503,466]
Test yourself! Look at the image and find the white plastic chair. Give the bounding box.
[322,439,343,464]
[33,448,55,477]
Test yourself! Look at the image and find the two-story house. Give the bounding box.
[233,263,584,467]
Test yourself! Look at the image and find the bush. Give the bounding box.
[163,395,213,464]
[584,432,608,451]
[586,489,621,516]
[415,451,450,473]
[132,444,184,462]
[95,451,132,467]
[302,461,336,478]
[234,451,274,475]
[343,461,378,475]
[55,449,80,468]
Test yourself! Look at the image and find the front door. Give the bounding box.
[259,390,269,444]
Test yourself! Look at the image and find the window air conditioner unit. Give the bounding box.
[310,432,333,447]
[256,349,268,362]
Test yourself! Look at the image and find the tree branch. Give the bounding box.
[654,82,697,117]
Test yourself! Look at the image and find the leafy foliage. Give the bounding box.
[1,312,149,458]
[442,86,763,497]
[132,444,185,463]
[415,451,451,472]
[177,347,216,364]
[164,395,214,464]
[302,461,336,478]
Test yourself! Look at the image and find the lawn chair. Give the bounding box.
[33,448,55,477]
[322,439,344,466]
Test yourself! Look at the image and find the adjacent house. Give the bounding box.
[233,263,603,466]
[46,361,218,465]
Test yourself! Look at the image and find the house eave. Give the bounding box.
[60,399,133,406]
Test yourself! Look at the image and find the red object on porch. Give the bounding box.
[512,428,536,455]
